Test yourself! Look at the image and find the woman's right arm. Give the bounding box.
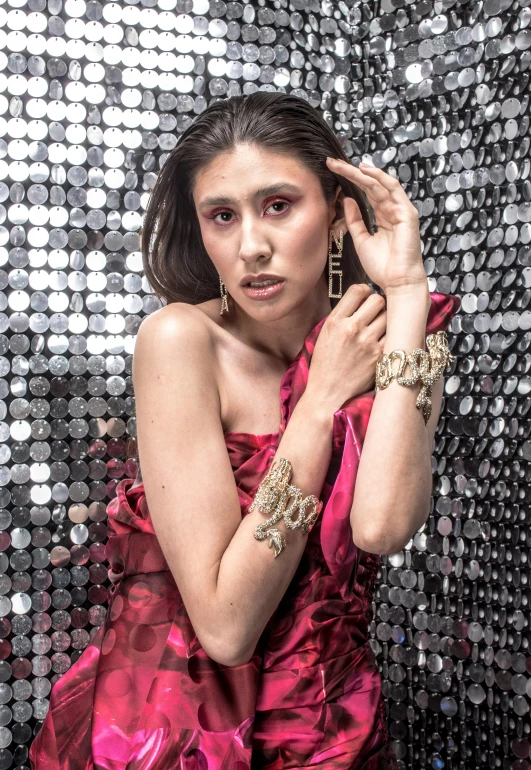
[132,304,335,667]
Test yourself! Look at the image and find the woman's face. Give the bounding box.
[192,143,341,321]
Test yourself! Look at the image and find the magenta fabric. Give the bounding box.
[30,291,460,770]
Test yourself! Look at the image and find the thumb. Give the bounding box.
[343,197,369,242]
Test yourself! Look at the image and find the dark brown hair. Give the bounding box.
[141,91,375,309]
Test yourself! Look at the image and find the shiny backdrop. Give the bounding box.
[0,0,528,768]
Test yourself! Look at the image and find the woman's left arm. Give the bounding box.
[325,158,450,556]
[349,281,444,555]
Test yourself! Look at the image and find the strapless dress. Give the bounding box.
[30,291,460,770]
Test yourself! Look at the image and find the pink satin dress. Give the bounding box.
[30,291,460,770]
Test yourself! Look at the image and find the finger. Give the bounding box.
[348,166,392,205]
[348,292,387,326]
[345,168,391,207]
[327,158,390,204]
[345,194,393,241]
[344,197,373,246]
[355,166,418,220]
[357,163,406,197]
[330,283,372,320]
[366,305,387,336]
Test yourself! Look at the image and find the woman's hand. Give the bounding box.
[305,283,387,415]
[326,158,427,294]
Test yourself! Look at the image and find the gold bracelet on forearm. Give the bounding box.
[374,330,455,425]
[249,457,323,558]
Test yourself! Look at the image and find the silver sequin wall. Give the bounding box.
[0,0,529,767]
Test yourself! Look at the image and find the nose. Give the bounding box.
[238,214,272,263]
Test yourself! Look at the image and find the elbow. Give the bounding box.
[208,647,252,668]
[352,525,414,556]
[187,603,257,667]
[351,506,429,555]
[200,633,254,668]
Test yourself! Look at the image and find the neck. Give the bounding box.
[226,275,332,366]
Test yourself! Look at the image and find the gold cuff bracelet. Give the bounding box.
[375,330,455,425]
[249,457,323,558]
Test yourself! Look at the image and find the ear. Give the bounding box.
[328,185,348,235]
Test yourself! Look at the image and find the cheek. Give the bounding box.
[289,208,329,262]
[198,224,224,264]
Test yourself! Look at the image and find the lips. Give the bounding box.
[246,279,280,287]
[240,273,284,286]
[241,279,286,301]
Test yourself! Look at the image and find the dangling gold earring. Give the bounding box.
[219,276,229,315]
[328,229,343,299]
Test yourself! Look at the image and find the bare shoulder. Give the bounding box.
[132,302,225,460]
[137,301,213,340]
[135,302,216,374]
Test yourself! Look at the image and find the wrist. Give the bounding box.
[384,278,429,301]
[296,389,336,428]
[383,290,431,354]
[384,282,430,318]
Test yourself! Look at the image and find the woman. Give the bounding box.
[30,93,460,769]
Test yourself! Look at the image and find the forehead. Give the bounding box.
[192,144,318,198]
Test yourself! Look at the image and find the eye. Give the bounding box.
[212,210,235,224]
[265,200,289,215]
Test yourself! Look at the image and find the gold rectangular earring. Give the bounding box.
[219,276,229,315]
[328,229,343,299]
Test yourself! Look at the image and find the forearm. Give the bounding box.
[211,393,334,665]
[350,283,433,555]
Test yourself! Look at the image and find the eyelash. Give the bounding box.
[211,199,290,225]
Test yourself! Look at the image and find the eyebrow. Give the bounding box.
[197,183,302,209]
